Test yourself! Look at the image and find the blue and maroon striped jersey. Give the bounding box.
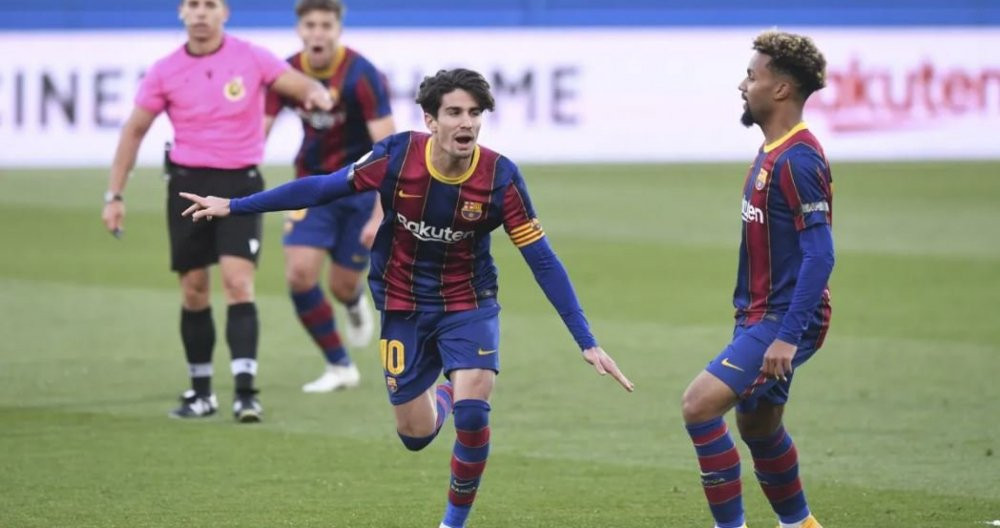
[349,131,546,312]
[734,123,833,327]
[265,47,392,178]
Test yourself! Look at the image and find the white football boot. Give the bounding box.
[343,294,375,347]
[302,363,361,393]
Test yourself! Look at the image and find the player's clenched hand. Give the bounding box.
[761,339,796,381]
[303,87,334,112]
[179,192,231,222]
[582,346,634,392]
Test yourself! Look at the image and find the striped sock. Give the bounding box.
[744,426,810,524]
[443,399,490,528]
[291,286,349,366]
[686,417,745,528]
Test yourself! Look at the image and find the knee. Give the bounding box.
[285,264,316,293]
[396,421,436,441]
[328,280,358,304]
[736,409,783,439]
[398,432,436,452]
[181,278,210,309]
[223,273,255,302]
[681,388,713,425]
[453,399,491,431]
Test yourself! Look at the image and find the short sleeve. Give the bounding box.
[501,164,545,248]
[354,59,392,122]
[777,148,833,231]
[264,87,286,118]
[249,43,291,85]
[349,135,393,192]
[134,63,167,115]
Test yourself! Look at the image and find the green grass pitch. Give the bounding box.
[0,162,998,527]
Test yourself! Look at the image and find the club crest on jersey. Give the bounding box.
[461,201,483,221]
[224,76,246,102]
[754,169,769,191]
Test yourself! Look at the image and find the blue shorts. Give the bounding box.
[379,306,501,405]
[282,192,376,271]
[706,319,824,413]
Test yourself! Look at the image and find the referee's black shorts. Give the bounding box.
[166,161,264,273]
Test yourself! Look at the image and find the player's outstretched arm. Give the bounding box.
[518,237,634,392]
[180,165,356,221]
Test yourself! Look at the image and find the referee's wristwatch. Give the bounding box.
[104,191,124,204]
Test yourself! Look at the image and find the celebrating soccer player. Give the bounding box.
[680,31,834,528]
[180,68,634,528]
[102,0,334,423]
[265,0,395,393]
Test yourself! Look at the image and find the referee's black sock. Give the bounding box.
[227,302,259,394]
[181,307,215,396]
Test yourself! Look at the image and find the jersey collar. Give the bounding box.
[763,122,808,153]
[300,46,346,79]
[425,138,480,185]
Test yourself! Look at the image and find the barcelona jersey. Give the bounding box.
[265,47,392,178]
[734,123,833,329]
[349,131,545,312]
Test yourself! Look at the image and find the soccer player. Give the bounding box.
[680,31,833,528]
[101,0,334,423]
[180,68,634,528]
[264,0,395,393]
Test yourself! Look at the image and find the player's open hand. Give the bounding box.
[582,346,634,392]
[179,192,231,222]
[761,339,796,381]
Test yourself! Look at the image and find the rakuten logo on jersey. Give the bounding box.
[396,212,475,243]
[809,57,1000,133]
[742,198,764,224]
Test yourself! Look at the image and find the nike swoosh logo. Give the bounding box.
[477,348,496,356]
[398,190,423,198]
[721,358,745,372]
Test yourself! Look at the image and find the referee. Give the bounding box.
[101,0,333,423]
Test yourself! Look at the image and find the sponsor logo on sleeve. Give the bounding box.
[800,201,830,214]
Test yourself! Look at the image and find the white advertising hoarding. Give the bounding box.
[0,28,997,167]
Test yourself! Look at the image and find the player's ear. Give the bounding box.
[423,112,437,133]
[773,80,793,102]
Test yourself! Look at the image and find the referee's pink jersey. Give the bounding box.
[135,35,289,169]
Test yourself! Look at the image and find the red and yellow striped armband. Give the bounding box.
[508,218,545,248]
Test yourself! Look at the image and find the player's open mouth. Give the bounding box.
[310,45,325,54]
[455,136,474,146]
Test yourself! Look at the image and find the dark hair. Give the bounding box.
[753,30,827,99]
[415,69,496,117]
[295,0,344,19]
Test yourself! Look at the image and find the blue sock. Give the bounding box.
[686,417,745,528]
[443,399,490,528]
[744,425,810,524]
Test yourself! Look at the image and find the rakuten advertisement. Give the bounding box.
[0,28,996,166]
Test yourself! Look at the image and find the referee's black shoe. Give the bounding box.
[168,390,218,419]
[233,390,262,424]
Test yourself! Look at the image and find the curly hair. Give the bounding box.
[753,30,827,99]
[416,69,496,117]
[295,0,344,19]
